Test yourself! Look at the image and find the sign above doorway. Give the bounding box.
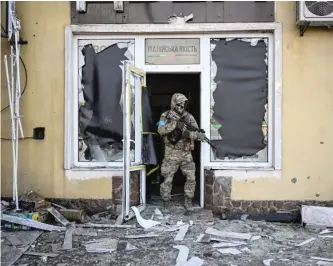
[145,38,200,65]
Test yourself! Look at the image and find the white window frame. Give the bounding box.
[65,23,282,172]
[202,33,275,169]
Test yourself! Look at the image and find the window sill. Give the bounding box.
[207,168,282,180]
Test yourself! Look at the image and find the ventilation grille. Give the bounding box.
[305,1,333,16]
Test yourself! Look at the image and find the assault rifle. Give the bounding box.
[166,110,219,158]
[178,116,219,158]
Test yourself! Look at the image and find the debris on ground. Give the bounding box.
[1,195,333,266]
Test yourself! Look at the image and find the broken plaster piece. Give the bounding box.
[175,225,190,241]
[131,206,161,229]
[320,229,333,235]
[85,238,118,253]
[213,242,245,248]
[217,248,242,255]
[124,233,160,239]
[154,208,163,217]
[182,256,204,266]
[302,205,333,228]
[125,242,138,251]
[312,257,333,263]
[295,237,316,247]
[205,227,252,240]
[315,260,333,265]
[174,245,189,266]
[263,259,274,266]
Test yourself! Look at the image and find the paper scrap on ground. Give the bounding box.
[295,237,316,247]
[131,206,161,229]
[217,248,242,255]
[174,245,189,266]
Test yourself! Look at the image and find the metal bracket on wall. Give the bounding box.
[300,21,310,37]
[76,1,86,13]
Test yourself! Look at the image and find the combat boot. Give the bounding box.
[184,196,194,212]
[162,200,170,214]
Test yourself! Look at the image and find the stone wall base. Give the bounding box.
[204,170,333,214]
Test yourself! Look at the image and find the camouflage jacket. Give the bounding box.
[157,110,200,152]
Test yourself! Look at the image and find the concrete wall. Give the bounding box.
[1,2,333,203]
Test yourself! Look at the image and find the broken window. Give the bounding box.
[210,38,269,162]
[77,39,135,162]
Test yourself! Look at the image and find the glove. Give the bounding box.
[176,121,186,131]
[197,132,206,142]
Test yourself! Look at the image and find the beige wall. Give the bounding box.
[232,2,333,201]
[1,2,333,201]
[1,2,113,199]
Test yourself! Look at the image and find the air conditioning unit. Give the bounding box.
[297,1,333,26]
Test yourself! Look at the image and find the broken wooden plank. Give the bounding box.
[47,207,70,226]
[175,225,189,241]
[1,214,66,231]
[205,227,252,240]
[302,205,333,228]
[76,223,135,229]
[295,237,316,247]
[24,252,59,258]
[319,235,333,239]
[62,226,75,250]
[320,229,333,235]
[174,245,189,266]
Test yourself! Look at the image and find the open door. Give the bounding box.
[121,61,147,222]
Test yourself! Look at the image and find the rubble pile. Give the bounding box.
[1,193,333,266]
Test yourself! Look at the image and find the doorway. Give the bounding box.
[146,73,201,203]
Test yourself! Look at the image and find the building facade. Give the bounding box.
[1,1,333,214]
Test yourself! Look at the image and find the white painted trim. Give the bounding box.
[69,23,281,34]
[214,170,282,180]
[273,24,283,170]
[64,26,73,170]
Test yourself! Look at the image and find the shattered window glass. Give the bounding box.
[210,38,269,162]
[78,39,135,162]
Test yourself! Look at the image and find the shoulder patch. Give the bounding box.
[156,121,167,127]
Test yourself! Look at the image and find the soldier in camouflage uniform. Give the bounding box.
[157,93,205,212]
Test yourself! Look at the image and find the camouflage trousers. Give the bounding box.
[160,149,196,201]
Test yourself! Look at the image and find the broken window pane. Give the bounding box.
[210,38,268,162]
[78,39,135,162]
